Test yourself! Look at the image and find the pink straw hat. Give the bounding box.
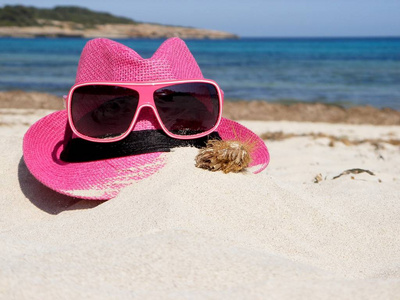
[23,38,270,200]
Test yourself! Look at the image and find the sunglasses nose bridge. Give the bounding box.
[137,87,156,108]
[132,104,165,133]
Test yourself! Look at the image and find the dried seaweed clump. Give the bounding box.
[195,139,252,173]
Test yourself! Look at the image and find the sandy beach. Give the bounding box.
[1,98,400,298]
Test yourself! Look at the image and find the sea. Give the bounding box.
[0,37,399,110]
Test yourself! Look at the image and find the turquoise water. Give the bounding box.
[0,37,399,109]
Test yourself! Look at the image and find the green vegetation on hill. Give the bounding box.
[0,5,137,27]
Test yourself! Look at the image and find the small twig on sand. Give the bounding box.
[333,168,375,179]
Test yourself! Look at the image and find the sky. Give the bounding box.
[1,0,400,37]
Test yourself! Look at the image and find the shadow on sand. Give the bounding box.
[18,157,104,215]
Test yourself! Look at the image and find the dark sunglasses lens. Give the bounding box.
[71,85,139,139]
[154,83,220,135]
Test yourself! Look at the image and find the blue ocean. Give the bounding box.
[0,37,399,109]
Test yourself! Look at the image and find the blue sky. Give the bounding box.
[2,0,400,37]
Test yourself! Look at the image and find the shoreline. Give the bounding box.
[0,23,238,39]
[1,90,400,125]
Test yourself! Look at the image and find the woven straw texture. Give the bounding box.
[23,38,269,200]
[76,38,203,83]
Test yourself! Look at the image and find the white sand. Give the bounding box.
[1,108,400,299]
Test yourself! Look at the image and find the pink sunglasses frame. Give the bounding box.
[66,79,224,143]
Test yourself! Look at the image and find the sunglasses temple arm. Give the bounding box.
[62,121,74,149]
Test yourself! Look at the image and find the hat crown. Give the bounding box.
[75,38,203,83]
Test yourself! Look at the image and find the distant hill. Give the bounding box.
[0,5,136,27]
[0,5,237,39]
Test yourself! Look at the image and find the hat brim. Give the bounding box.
[23,111,269,200]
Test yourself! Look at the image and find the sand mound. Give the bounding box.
[1,110,399,298]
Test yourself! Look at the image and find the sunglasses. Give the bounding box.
[66,79,223,143]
